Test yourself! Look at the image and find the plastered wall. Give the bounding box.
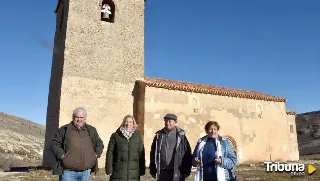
[143,87,296,165]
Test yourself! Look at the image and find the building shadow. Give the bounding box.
[42,0,69,168]
[132,80,145,141]
[6,166,51,173]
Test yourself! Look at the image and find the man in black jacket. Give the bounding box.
[149,113,192,181]
[50,107,104,181]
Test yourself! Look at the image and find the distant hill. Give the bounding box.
[0,112,45,170]
[296,110,320,156]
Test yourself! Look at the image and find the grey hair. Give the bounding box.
[72,107,87,119]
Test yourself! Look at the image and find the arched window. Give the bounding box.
[256,103,263,118]
[101,0,116,23]
[189,96,200,114]
[191,98,198,113]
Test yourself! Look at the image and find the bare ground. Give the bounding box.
[1,161,319,181]
[0,112,319,180]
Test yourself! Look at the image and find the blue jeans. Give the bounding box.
[59,169,91,181]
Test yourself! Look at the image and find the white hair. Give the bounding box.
[72,107,87,119]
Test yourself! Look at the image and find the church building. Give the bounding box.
[42,0,299,168]
[134,77,299,165]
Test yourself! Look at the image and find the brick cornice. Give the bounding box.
[136,77,287,103]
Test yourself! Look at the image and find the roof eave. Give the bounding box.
[286,110,297,115]
[139,76,287,103]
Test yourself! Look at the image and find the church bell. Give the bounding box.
[100,0,115,22]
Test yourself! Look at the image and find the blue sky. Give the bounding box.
[0,0,319,125]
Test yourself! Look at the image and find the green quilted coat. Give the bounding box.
[105,128,145,181]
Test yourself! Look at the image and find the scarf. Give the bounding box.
[120,127,135,140]
[194,135,226,181]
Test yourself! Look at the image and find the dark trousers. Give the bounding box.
[159,169,174,181]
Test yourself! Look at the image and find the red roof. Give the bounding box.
[137,77,287,102]
[286,110,297,115]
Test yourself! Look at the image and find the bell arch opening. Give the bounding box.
[101,0,116,23]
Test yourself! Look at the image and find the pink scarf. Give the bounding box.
[120,127,135,140]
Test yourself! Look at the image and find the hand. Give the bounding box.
[194,157,201,165]
[215,157,222,165]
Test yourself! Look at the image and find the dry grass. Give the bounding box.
[1,163,319,181]
[0,112,45,168]
[0,154,41,172]
[300,154,320,160]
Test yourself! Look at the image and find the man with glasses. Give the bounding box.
[149,113,192,181]
[50,107,104,181]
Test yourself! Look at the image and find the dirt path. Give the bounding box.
[0,172,19,180]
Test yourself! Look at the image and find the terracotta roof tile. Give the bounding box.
[137,77,287,102]
[286,110,297,115]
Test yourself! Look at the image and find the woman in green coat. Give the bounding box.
[106,115,146,181]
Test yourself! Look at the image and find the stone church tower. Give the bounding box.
[42,0,145,167]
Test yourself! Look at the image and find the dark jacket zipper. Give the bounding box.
[127,136,130,180]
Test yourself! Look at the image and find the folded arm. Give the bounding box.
[220,140,238,169]
[191,141,200,167]
[105,134,115,175]
[180,136,193,177]
[149,135,157,178]
[139,137,146,176]
[50,128,65,160]
[93,128,104,158]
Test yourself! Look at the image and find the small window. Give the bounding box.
[101,0,116,23]
[290,125,294,133]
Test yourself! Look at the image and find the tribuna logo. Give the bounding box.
[264,161,305,176]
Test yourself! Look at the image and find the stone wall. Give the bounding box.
[286,112,299,160]
[142,86,291,165]
[43,0,144,168]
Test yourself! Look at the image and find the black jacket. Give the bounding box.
[105,128,146,181]
[50,122,104,175]
[149,127,192,181]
